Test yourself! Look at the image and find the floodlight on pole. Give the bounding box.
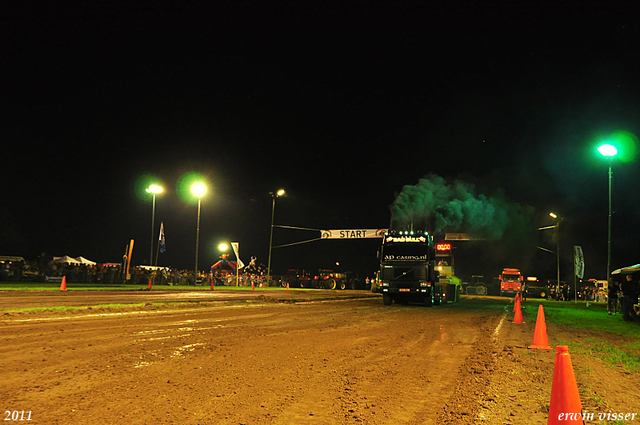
[549,212,562,300]
[145,184,163,266]
[267,189,286,282]
[598,143,617,281]
[191,182,207,283]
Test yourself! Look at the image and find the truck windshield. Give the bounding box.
[503,274,520,281]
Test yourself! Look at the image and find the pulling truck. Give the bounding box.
[435,242,462,301]
[499,268,523,297]
[379,229,442,306]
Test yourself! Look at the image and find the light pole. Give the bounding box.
[267,189,285,282]
[191,182,207,283]
[549,212,562,299]
[597,143,617,280]
[146,184,163,265]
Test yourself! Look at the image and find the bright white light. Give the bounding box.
[597,144,618,157]
[146,184,163,194]
[191,182,206,197]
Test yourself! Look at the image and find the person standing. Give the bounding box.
[608,278,619,315]
[621,274,640,323]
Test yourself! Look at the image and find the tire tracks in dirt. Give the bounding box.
[436,310,505,424]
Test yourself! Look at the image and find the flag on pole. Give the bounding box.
[574,245,584,279]
[159,222,166,253]
[231,242,245,269]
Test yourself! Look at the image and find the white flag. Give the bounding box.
[574,246,584,279]
[231,242,245,269]
[158,222,166,253]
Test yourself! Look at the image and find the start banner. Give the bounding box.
[321,229,387,239]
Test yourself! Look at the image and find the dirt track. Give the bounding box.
[1,291,638,424]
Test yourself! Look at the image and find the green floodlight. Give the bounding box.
[146,184,163,194]
[597,144,618,158]
[191,182,207,198]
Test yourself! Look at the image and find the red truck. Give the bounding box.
[500,268,523,297]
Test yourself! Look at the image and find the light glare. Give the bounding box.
[597,144,618,157]
[191,182,207,197]
[146,184,163,194]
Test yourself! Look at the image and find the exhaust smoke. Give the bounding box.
[389,174,532,240]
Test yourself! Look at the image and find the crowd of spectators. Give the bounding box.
[0,257,274,287]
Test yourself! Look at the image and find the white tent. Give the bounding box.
[75,256,96,265]
[53,255,81,264]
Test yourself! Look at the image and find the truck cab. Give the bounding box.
[379,229,441,306]
[500,268,523,297]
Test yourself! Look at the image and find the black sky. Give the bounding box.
[2,1,640,281]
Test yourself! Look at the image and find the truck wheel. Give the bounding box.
[540,291,546,298]
[424,295,433,307]
[338,280,346,290]
[382,294,392,305]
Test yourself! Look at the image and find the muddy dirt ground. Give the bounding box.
[1,291,638,424]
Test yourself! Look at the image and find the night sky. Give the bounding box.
[3,2,640,282]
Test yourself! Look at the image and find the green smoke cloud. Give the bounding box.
[390,174,531,240]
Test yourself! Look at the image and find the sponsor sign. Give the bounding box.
[383,254,428,262]
[321,229,387,239]
[385,235,427,243]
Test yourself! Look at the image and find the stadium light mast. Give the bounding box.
[267,189,286,283]
[597,143,617,281]
[549,212,562,299]
[145,184,163,265]
[191,182,207,283]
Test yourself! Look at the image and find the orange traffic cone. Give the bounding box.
[286,282,290,290]
[513,293,520,313]
[548,346,583,424]
[513,297,523,324]
[251,281,255,291]
[528,305,551,350]
[60,276,67,291]
[148,278,152,290]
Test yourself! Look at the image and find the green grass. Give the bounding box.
[0,282,314,291]
[516,299,640,372]
[520,298,639,339]
[587,338,640,371]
